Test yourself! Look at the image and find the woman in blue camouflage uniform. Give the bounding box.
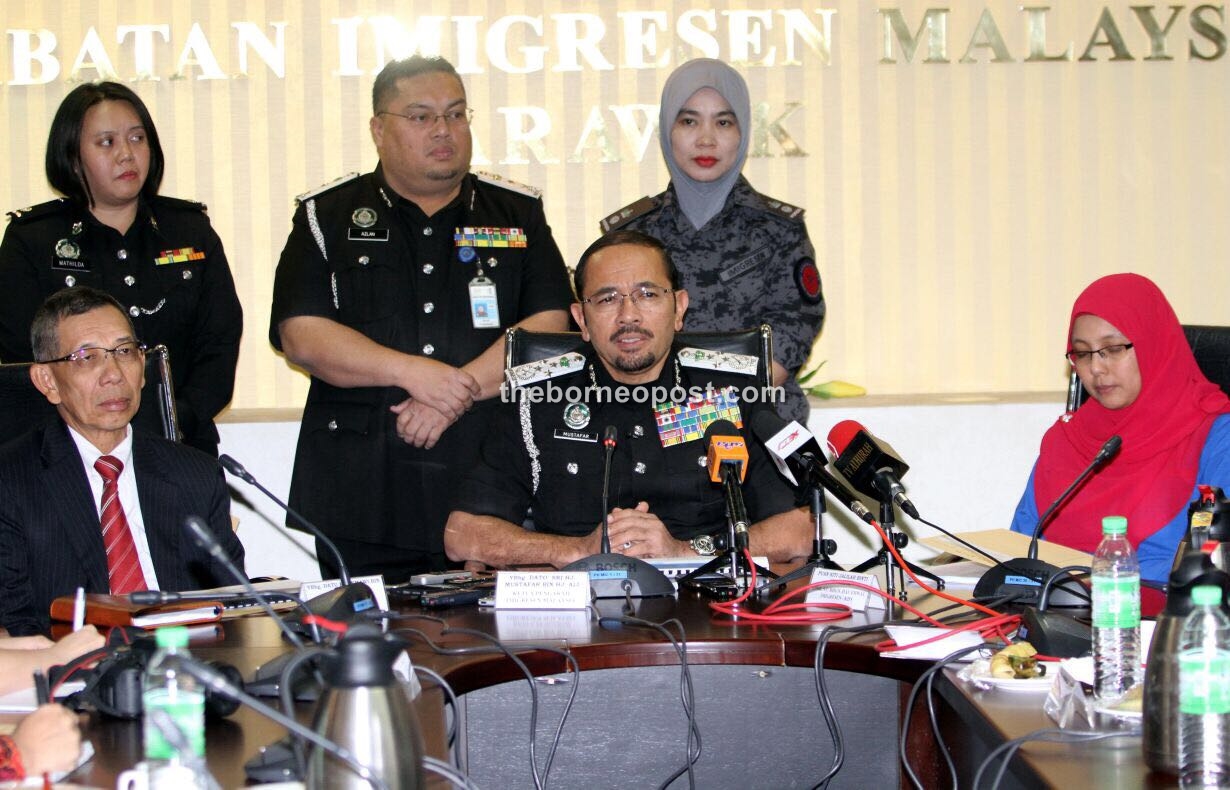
[0,82,242,456]
[601,59,824,423]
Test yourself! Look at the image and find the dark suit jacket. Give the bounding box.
[0,421,245,635]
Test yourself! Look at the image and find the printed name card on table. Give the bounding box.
[805,568,886,611]
[495,571,590,609]
[300,573,389,612]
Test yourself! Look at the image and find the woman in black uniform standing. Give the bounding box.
[0,82,242,456]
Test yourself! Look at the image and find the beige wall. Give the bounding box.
[1,1,1227,411]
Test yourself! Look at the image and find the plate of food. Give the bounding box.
[961,642,1054,691]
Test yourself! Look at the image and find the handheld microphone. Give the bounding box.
[560,425,674,598]
[750,411,875,525]
[219,454,376,629]
[826,420,920,519]
[971,434,1122,606]
[705,420,750,550]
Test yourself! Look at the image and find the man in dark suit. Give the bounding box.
[0,286,244,635]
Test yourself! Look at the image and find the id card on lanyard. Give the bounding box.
[469,276,500,329]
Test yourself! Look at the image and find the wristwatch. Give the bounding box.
[689,534,717,556]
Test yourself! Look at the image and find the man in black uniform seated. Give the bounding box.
[445,231,810,569]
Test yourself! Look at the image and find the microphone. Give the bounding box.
[219,454,376,629]
[750,411,875,525]
[705,420,750,550]
[172,655,389,790]
[182,516,326,699]
[826,420,920,519]
[560,425,674,598]
[1027,434,1122,559]
[971,434,1122,606]
[600,425,617,554]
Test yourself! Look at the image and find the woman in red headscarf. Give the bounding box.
[1010,273,1230,583]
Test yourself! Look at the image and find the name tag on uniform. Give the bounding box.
[347,228,389,241]
[469,276,500,329]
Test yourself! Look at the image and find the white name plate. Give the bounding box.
[300,573,389,613]
[804,568,886,611]
[495,571,590,609]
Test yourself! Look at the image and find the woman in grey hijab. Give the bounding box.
[600,59,825,423]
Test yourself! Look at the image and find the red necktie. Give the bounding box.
[93,455,148,594]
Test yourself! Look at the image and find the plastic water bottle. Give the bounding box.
[1092,515,1142,703]
[1178,585,1230,788]
[143,626,208,788]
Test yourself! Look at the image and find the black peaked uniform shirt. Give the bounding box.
[453,345,798,539]
[0,196,243,456]
[269,167,573,554]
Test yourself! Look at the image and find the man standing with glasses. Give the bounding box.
[445,231,810,570]
[0,286,243,635]
[270,56,572,581]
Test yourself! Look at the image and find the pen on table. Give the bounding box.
[71,586,85,632]
[32,670,51,790]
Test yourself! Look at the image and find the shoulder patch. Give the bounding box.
[506,352,586,388]
[6,198,69,224]
[295,172,360,205]
[795,258,823,304]
[475,171,541,199]
[599,195,660,232]
[677,347,758,377]
[152,195,208,213]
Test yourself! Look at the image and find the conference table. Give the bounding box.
[26,578,1177,788]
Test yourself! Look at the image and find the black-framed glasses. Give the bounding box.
[377,107,474,128]
[1065,343,1134,367]
[43,341,146,370]
[581,285,674,313]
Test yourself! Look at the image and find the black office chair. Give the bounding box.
[504,323,774,391]
[0,344,180,446]
[1066,324,1230,411]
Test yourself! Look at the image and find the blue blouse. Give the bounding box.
[1010,414,1230,584]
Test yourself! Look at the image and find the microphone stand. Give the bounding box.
[761,485,842,593]
[680,466,777,594]
[849,497,944,602]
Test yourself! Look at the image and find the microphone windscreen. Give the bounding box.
[705,419,749,483]
[750,410,787,444]
[826,419,865,457]
[603,425,618,448]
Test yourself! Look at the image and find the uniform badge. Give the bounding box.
[71,221,83,235]
[563,402,591,430]
[455,227,528,248]
[678,347,759,377]
[653,388,742,448]
[506,352,586,388]
[155,247,205,265]
[351,207,378,228]
[796,258,822,304]
[458,246,477,263]
[54,239,80,259]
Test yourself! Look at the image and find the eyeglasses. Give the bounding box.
[1065,343,1134,367]
[43,341,146,370]
[581,286,674,314]
[377,108,474,128]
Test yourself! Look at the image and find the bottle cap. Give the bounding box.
[155,626,190,649]
[1192,585,1223,607]
[1101,515,1128,535]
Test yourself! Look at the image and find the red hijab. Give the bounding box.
[1035,273,1230,552]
